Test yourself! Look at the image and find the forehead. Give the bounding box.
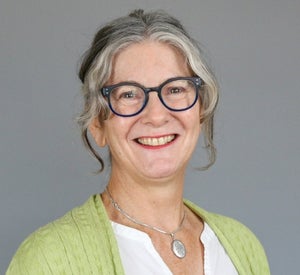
[109,41,191,86]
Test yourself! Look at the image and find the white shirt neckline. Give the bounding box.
[111,221,238,275]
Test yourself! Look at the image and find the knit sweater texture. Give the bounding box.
[7,195,270,274]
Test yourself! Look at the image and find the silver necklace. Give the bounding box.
[105,188,187,259]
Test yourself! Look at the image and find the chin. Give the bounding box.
[141,166,182,181]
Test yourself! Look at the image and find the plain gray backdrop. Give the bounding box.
[1,0,299,274]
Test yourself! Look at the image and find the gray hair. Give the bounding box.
[77,9,219,171]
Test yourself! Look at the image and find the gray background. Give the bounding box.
[1,0,299,274]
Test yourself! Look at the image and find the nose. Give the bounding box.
[140,92,170,126]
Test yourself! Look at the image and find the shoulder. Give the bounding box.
[7,212,75,274]
[185,199,270,275]
[7,195,110,274]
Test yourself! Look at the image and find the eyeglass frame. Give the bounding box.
[101,76,203,117]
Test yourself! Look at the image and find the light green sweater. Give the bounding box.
[7,195,270,274]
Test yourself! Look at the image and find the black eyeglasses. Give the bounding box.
[101,76,202,117]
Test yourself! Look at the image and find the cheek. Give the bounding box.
[104,118,134,147]
[187,104,201,129]
[188,113,202,140]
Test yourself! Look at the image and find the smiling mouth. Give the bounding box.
[137,135,176,146]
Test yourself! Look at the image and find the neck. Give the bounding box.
[103,170,186,232]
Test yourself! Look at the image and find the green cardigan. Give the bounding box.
[7,195,270,274]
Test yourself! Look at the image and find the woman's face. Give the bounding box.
[92,41,201,181]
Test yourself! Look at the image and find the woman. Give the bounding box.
[7,10,270,274]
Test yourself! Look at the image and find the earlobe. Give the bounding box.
[88,118,107,147]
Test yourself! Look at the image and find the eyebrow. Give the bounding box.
[108,75,191,87]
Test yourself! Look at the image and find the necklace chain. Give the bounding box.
[105,187,187,258]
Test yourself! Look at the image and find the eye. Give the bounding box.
[111,85,144,104]
[163,79,193,97]
[165,85,188,97]
[113,86,138,99]
[169,87,184,94]
[120,90,136,99]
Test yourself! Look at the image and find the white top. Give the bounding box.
[111,221,238,275]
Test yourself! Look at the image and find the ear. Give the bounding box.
[88,117,107,147]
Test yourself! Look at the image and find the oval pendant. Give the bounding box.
[172,239,186,258]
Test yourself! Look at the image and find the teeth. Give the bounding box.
[137,135,175,146]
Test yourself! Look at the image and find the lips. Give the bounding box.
[137,135,176,146]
